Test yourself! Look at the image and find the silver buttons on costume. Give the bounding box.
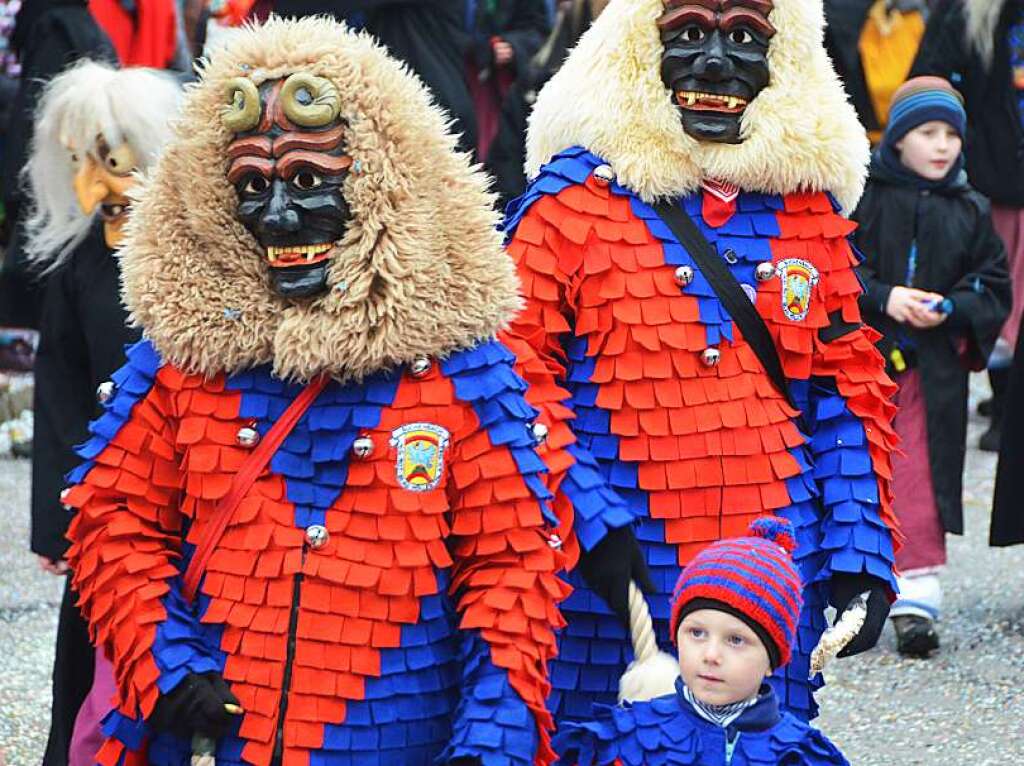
[593,164,615,187]
[674,265,695,287]
[60,487,72,511]
[236,426,260,448]
[741,284,757,303]
[305,524,329,549]
[547,533,563,550]
[531,422,549,445]
[701,347,721,367]
[410,356,432,378]
[352,435,374,458]
[755,261,776,282]
[723,249,738,264]
[96,381,116,404]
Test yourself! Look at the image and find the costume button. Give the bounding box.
[701,347,721,367]
[593,164,615,186]
[96,381,116,404]
[352,435,374,458]
[236,426,260,448]
[305,524,329,549]
[531,422,549,445]
[547,533,563,549]
[674,265,695,287]
[741,284,757,303]
[723,249,738,264]
[755,261,775,281]
[410,356,432,378]
[60,487,72,511]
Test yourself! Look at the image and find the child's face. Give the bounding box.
[677,609,772,706]
[894,120,962,181]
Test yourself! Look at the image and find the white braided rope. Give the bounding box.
[627,580,658,664]
[618,580,680,702]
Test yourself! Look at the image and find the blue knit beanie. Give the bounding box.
[884,76,966,143]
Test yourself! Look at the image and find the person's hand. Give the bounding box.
[493,39,514,66]
[577,525,654,625]
[829,572,891,657]
[885,286,947,328]
[37,555,70,576]
[150,673,241,739]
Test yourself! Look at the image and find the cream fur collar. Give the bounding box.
[526,0,869,212]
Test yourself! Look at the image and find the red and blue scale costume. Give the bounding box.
[504,148,900,722]
[64,338,571,766]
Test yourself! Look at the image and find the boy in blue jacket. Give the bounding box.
[555,517,849,765]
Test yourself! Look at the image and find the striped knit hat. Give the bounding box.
[885,76,966,142]
[669,517,803,669]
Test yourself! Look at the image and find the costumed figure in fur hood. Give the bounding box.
[504,0,900,722]
[63,17,572,766]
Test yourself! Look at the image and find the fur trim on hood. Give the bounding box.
[120,16,519,383]
[964,0,1005,69]
[525,0,869,211]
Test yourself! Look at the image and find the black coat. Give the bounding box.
[992,311,1024,545]
[853,174,1011,535]
[824,0,880,133]
[0,0,115,329]
[911,0,1024,206]
[270,0,477,156]
[30,226,139,561]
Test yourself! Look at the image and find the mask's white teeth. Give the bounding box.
[727,97,738,110]
[685,93,696,106]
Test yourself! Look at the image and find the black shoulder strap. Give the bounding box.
[652,199,798,414]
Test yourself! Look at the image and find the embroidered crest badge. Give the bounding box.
[390,423,450,491]
[776,259,820,322]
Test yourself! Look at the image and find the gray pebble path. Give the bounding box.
[0,376,1021,764]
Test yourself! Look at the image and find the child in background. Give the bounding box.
[853,76,1010,657]
[554,517,849,766]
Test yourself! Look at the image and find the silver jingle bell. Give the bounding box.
[60,487,72,511]
[352,435,374,458]
[547,533,563,550]
[674,265,695,287]
[755,261,776,282]
[305,524,329,549]
[96,380,116,404]
[593,164,615,187]
[701,347,721,367]
[410,356,432,378]
[236,426,260,448]
[531,421,549,445]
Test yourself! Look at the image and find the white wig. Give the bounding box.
[22,60,183,269]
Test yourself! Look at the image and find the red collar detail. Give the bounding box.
[701,178,740,227]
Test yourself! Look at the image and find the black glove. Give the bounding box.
[577,524,654,624]
[829,572,891,658]
[150,672,240,739]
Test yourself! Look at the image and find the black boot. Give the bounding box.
[892,615,940,657]
[979,367,1010,452]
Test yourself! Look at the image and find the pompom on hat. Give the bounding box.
[669,517,804,669]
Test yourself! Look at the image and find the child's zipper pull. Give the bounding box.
[725,729,740,765]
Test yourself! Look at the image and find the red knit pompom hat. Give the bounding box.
[669,517,804,669]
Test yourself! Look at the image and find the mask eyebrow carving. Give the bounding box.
[720,7,775,36]
[659,0,774,34]
[276,150,353,179]
[658,5,716,30]
[227,156,274,184]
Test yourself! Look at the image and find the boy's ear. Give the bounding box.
[893,138,904,153]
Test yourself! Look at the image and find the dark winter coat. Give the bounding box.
[824,0,880,133]
[992,311,1024,546]
[269,0,477,155]
[467,0,549,89]
[0,0,115,329]
[30,226,139,561]
[911,0,1024,206]
[853,170,1011,535]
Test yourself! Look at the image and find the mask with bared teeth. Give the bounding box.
[223,73,352,298]
[658,0,776,144]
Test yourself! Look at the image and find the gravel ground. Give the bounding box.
[0,376,1021,764]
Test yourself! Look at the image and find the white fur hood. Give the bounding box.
[526,0,870,211]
